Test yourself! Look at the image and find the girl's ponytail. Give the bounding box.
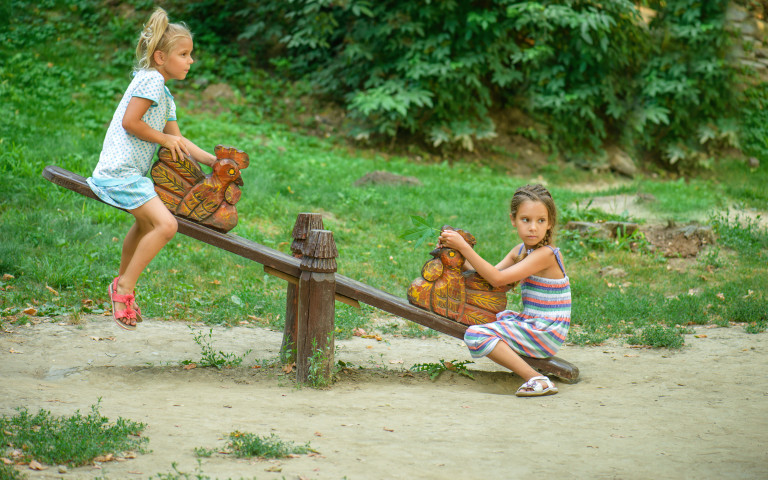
[135,8,169,70]
[134,7,191,71]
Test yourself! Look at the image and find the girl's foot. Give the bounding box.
[516,375,558,397]
[109,277,137,330]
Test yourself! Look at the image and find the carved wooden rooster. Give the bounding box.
[407,226,511,325]
[151,145,249,233]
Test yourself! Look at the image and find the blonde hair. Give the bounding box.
[135,7,192,70]
[511,184,558,263]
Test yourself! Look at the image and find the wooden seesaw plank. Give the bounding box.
[42,165,580,383]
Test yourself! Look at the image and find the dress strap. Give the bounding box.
[544,245,566,276]
[518,244,525,255]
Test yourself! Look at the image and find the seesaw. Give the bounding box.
[43,164,579,384]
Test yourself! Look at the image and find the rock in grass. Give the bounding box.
[354,171,422,187]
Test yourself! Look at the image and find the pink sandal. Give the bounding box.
[109,277,137,330]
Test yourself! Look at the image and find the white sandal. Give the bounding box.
[516,375,558,397]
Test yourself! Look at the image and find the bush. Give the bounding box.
[196,0,741,167]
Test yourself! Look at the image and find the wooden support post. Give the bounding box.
[281,213,324,364]
[296,229,338,384]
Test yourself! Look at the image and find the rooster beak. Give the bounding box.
[429,247,444,258]
[235,176,244,186]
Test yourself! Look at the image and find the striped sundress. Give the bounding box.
[464,245,571,359]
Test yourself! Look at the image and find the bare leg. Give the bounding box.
[112,197,177,327]
[486,341,552,393]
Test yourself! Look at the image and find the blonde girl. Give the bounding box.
[438,184,571,396]
[87,7,217,330]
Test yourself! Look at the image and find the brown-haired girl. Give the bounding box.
[87,7,217,330]
[438,184,571,396]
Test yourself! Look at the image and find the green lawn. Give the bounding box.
[1,2,766,349]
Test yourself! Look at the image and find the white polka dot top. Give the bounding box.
[92,69,176,181]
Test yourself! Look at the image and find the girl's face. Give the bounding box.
[155,37,194,81]
[511,200,551,247]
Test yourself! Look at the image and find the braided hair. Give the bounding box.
[510,184,557,264]
[135,7,192,71]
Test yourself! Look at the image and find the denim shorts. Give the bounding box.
[87,175,157,211]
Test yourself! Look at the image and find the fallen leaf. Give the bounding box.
[389,359,403,364]
[366,345,373,349]
[314,431,323,436]
[716,292,725,300]
[22,307,37,316]
[127,471,143,475]
[1,457,12,465]
[283,363,295,374]
[265,465,282,472]
[182,363,197,370]
[383,427,394,432]
[123,451,137,459]
[743,289,754,298]
[353,327,366,337]
[694,334,708,338]
[169,269,179,274]
[2,274,14,280]
[93,454,114,462]
[210,279,221,285]
[90,336,115,341]
[45,285,59,296]
[29,460,47,470]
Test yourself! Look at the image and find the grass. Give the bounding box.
[410,359,475,380]
[0,402,148,469]
[181,327,252,369]
[195,431,312,459]
[1,1,767,351]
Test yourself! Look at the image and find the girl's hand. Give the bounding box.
[162,134,190,161]
[438,229,468,252]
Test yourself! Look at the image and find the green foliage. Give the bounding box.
[729,297,767,334]
[0,463,25,480]
[203,431,312,459]
[306,337,335,388]
[151,460,258,480]
[739,82,768,163]
[0,402,148,467]
[399,213,441,247]
[182,327,252,369]
[709,210,768,254]
[410,359,474,380]
[184,0,743,167]
[626,324,685,348]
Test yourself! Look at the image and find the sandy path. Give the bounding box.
[1,317,766,479]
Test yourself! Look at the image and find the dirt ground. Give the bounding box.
[1,315,767,480]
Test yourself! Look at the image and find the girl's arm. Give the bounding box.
[461,245,518,272]
[163,121,217,166]
[122,97,189,161]
[438,230,553,288]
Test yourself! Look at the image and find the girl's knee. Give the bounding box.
[155,215,177,241]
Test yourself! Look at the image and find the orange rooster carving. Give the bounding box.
[150,145,249,233]
[407,226,511,326]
